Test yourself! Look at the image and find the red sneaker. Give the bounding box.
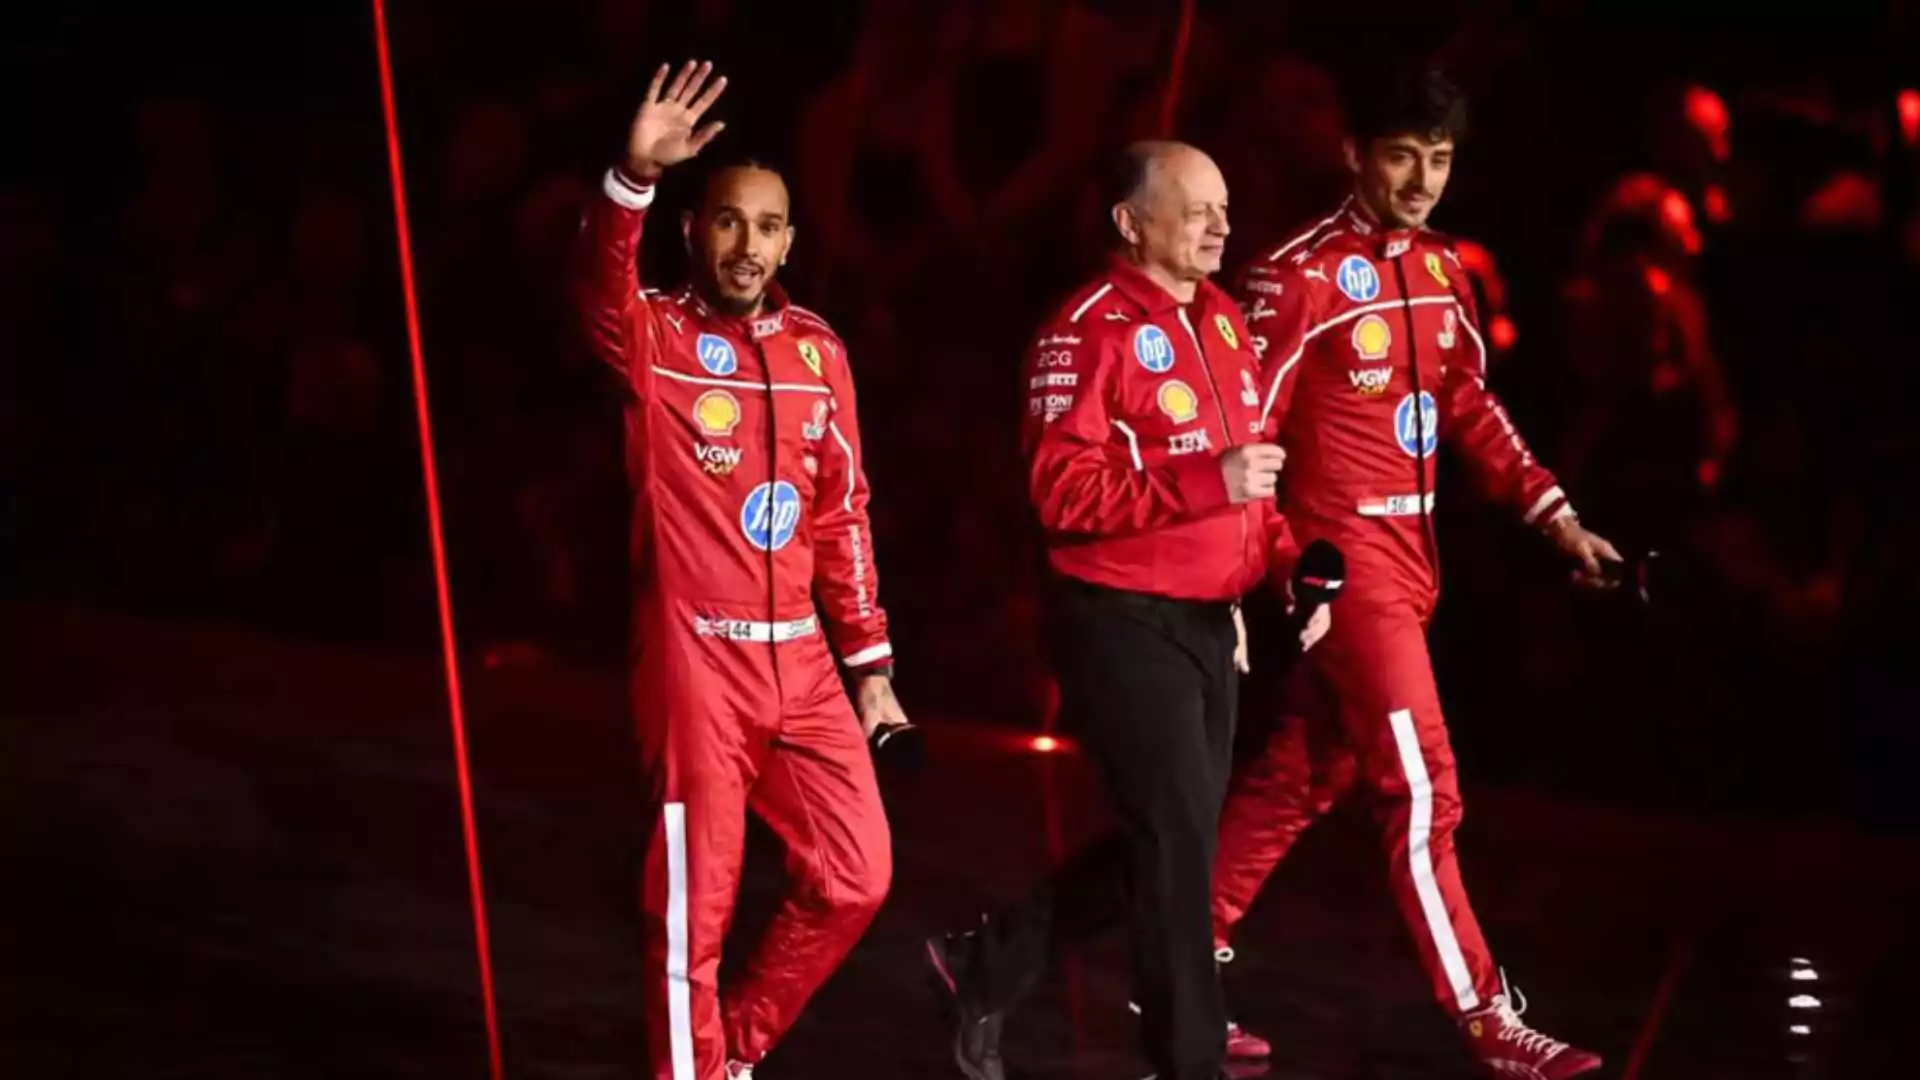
[1124,1000,1271,1061]
[1224,1020,1272,1060]
[1459,990,1602,1080]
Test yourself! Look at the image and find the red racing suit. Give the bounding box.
[1211,199,1573,1016]
[1025,256,1296,600]
[577,167,892,1079]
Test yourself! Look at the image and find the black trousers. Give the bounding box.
[973,576,1239,1080]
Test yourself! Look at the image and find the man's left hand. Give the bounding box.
[856,674,909,738]
[1547,514,1624,588]
[1299,604,1332,650]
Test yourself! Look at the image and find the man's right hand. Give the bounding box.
[1221,443,1287,504]
[625,60,730,181]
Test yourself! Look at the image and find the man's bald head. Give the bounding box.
[1107,140,1231,294]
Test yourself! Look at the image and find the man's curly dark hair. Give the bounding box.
[1346,66,1471,146]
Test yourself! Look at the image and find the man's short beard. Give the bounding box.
[711,290,763,317]
[696,274,766,317]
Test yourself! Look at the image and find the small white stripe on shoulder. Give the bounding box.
[1069,282,1115,323]
[1266,204,1348,262]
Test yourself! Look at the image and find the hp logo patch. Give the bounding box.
[740,481,801,551]
[1133,325,1175,373]
[1393,391,1439,458]
[1336,255,1380,303]
[696,333,739,377]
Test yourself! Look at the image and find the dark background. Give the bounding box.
[6,2,1920,1077]
[8,0,1920,855]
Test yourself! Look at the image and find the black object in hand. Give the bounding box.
[1600,548,1664,604]
[1290,539,1347,636]
[868,722,926,772]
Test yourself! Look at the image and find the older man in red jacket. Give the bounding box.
[927,140,1326,1080]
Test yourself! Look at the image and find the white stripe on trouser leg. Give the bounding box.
[664,802,696,1078]
[1386,709,1481,1013]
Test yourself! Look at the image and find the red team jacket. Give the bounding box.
[576,168,892,669]
[1238,199,1570,601]
[1024,257,1297,601]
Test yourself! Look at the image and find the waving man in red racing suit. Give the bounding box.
[1212,70,1619,1080]
[575,61,905,1080]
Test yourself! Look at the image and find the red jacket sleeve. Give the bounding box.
[1262,501,1302,594]
[810,334,892,669]
[1440,276,1572,527]
[1023,325,1231,537]
[573,168,662,398]
[1236,260,1317,437]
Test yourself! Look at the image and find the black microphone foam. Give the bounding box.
[1292,539,1346,609]
[868,722,926,772]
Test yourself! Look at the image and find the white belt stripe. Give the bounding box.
[1387,708,1481,1013]
[664,803,695,1078]
[1260,295,1456,424]
[693,614,819,643]
[1358,492,1436,517]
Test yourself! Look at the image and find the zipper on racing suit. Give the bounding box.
[1176,307,1251,567]
[1388,256,1439,572]
[754,338,783,700]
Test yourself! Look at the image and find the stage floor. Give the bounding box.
[7,605,1917,1078]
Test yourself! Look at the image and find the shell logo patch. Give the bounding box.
[1352,314,1392,360]
[693,390,741,436]
[1157,379,1199,424]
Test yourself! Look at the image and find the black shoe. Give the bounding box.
[926,930,1007,1080]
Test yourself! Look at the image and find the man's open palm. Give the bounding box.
[626,60,729,178]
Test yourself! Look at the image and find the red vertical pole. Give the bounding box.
[1158,0,1199,136]
[370,3,506,1077]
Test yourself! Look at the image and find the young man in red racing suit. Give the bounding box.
[1213,69,1619,1080]
[575,61,908,1080]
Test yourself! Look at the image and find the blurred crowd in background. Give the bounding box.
[6,0,1920,828]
